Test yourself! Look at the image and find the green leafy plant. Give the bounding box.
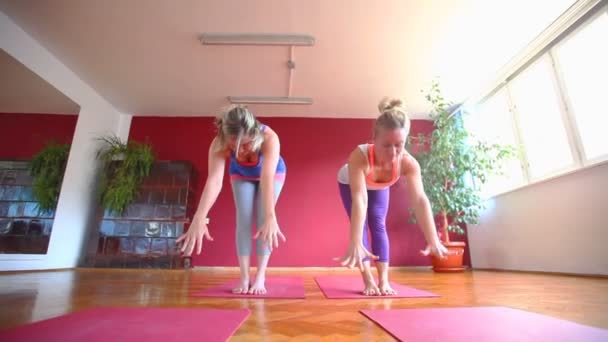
[96,135,155,215]
[29,142,70,213]
[408,81,518,242]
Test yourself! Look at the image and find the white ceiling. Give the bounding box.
[0,48,79,114]
[0,0,576,118]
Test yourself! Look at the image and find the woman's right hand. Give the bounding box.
[335,241,379,271]
[176,213,214,256]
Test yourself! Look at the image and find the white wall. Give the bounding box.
[469,162,608,276]
[0,11,131,270]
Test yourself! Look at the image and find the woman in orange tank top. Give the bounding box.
[336,97,449,296]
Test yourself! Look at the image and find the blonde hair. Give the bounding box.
[374,97,410,136]
[215,104,264,153]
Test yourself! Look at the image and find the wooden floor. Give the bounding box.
[0,268,607,340]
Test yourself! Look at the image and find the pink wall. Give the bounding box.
[0,113,77,159]
[129,116,470,267]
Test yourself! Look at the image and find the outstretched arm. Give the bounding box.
[336,148,379,270]
[177,137,225,256]
[254,127,286,250]
[402,154,449,258]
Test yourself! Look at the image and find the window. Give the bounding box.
[509,56,575,180]
[554,10,608,162]
[466,89,525,197]
[467,5,608,197]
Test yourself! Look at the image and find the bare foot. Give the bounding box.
[361,269,380,296]
[232,278,250,294]
[378,280,397,296]
[248,277,267,295]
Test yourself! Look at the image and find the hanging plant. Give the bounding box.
[29,141,70,213]
[96,135,155,215]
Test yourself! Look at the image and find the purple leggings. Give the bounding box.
[338,183,390,262]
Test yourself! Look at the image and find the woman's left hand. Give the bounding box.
[254,216,286,251]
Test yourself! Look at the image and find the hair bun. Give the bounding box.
[378,97,405,113]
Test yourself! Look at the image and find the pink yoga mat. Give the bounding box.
[361,306,608,341]
[315,276,438,299]
[193,276,305,299]
[0,307,250,342]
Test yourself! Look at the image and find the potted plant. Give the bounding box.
[409,81,517,272]
[96,135,155,215]
[30,141,71,213]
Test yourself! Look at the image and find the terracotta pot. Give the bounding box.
[431,241,466,272]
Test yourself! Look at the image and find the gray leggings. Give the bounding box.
[231,179,285,256]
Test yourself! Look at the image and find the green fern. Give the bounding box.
[96,135,155,215]
[29,142,70,213]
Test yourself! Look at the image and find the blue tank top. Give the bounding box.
[228,125,287,181]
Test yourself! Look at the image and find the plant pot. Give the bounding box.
[431,241,466,272]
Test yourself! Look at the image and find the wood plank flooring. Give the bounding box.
[0,268,607,340]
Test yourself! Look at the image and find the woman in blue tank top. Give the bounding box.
[178,105,286,295]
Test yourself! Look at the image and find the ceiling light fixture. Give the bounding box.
[227,96,313,105]
[200,33,315,46]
